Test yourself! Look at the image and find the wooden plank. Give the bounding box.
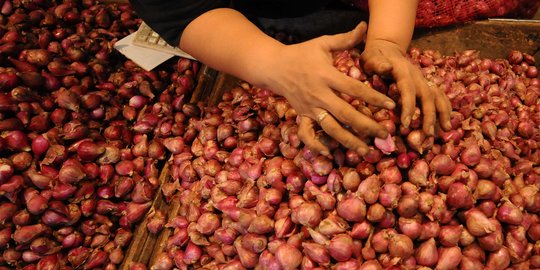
[412,19,540,63]
[146,198,182,267]
[135,197,168,264]
[120,161,185,269]
[207,72,240,106]
[120,162,170,269]
[190,65,219,103]
[121,65,217,268]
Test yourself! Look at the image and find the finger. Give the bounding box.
[435,88,453,131]
[317,112,370,155]
[298,116,330,156]
[361,50,393,75]
[322,94,388,139]
[415,77,436,136]
[394,67,416,128]
[327,69,395,109]
[320,22,367,51]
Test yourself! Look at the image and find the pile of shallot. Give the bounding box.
[0,0,539,269]
[151,48,539,270]
[0,0,198,269]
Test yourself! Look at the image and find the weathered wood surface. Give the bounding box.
[189,65,219,103]
[119,162,172,269]
[412,19,540,63]
[120,64,220,269]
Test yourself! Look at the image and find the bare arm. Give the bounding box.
[179,8,283,88]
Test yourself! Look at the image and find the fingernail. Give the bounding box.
[445,121,452,130]
[428,126,435,136]
[321,150,329,157]
[383,101,395,109]
[357,147,367,156]
[403,116,411,128]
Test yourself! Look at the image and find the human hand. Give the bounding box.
[260,22,396,156]
[360,39,452,136]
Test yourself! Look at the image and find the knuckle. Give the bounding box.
[421,89,432,99]
[340,137,358,150]
[330,108,347,123]
[365,124,382,137]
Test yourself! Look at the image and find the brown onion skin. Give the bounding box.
[528,222,540,241]
[396,194,418,218]
[388,233,414,259]
[436,246,462,270]
[337,194,366,222]
[477,219,504,252]
[415,238,438,267]
[485,247,510,270]
[438,225,463,247]
[302,242,330,265]
[328,234,354,262]
[462,244,486,263]
[465,208,496,237]
[275,243,302,270]
[291,201,322,228]
[359,260,383,270]
[371,229,390,253]
[495,200,524,225]
[460,256,484,270]
[357,175,380,204]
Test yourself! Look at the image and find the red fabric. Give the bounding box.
[353,0,540,27]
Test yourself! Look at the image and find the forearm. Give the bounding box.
[179,8,284,88]
[366,0,418,53]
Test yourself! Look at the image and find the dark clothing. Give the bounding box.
[129,0,334,46]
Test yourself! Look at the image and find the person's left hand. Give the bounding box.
[359,39,452,136]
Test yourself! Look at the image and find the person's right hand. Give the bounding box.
[257,22,396,156]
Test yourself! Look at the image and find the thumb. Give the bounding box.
[320,22,367,51]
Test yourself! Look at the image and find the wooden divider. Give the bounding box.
[189,65,219,103]
[120,65,226,269]
[119,162,171,269]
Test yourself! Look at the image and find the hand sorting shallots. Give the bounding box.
[154,48,539,270]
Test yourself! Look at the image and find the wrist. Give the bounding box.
[237,42,290,94]
[365,38,408,55]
